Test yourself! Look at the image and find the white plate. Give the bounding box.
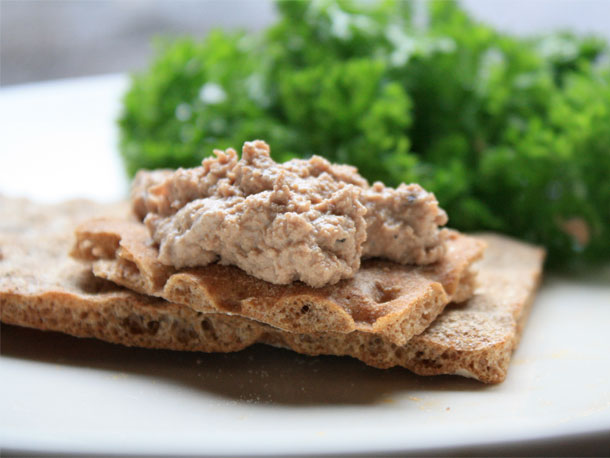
[1,75,609,456]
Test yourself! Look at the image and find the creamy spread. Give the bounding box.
[132,140,447,287]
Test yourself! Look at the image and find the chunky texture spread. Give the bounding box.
[132,140,448,287]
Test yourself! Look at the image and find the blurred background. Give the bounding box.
[2,0,610,86]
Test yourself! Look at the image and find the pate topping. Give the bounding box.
[132,140,447,287]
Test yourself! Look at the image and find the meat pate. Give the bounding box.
[132,140,448,287]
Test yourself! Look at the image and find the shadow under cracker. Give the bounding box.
[0,323,487,406]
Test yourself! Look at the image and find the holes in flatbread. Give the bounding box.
[439,352,460,362]
[122,314,159,336]
[419,358,441,369]
[276,301,315,328]
[373,281,401,304]
[147,320,160,334]
[122,314,144,335]
[200,318,218,341]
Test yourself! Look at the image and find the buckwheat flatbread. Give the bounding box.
[72,219,483,346]
[0,197,544,383]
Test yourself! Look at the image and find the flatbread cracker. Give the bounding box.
[0,197,544,383]
[72,218,483,345]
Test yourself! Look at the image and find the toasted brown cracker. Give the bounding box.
[269,234,545,383]
[72,218,484,345]
[0,197,543,383]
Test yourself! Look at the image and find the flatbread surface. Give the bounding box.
[0,197,544,383]
[72,218,484,345]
